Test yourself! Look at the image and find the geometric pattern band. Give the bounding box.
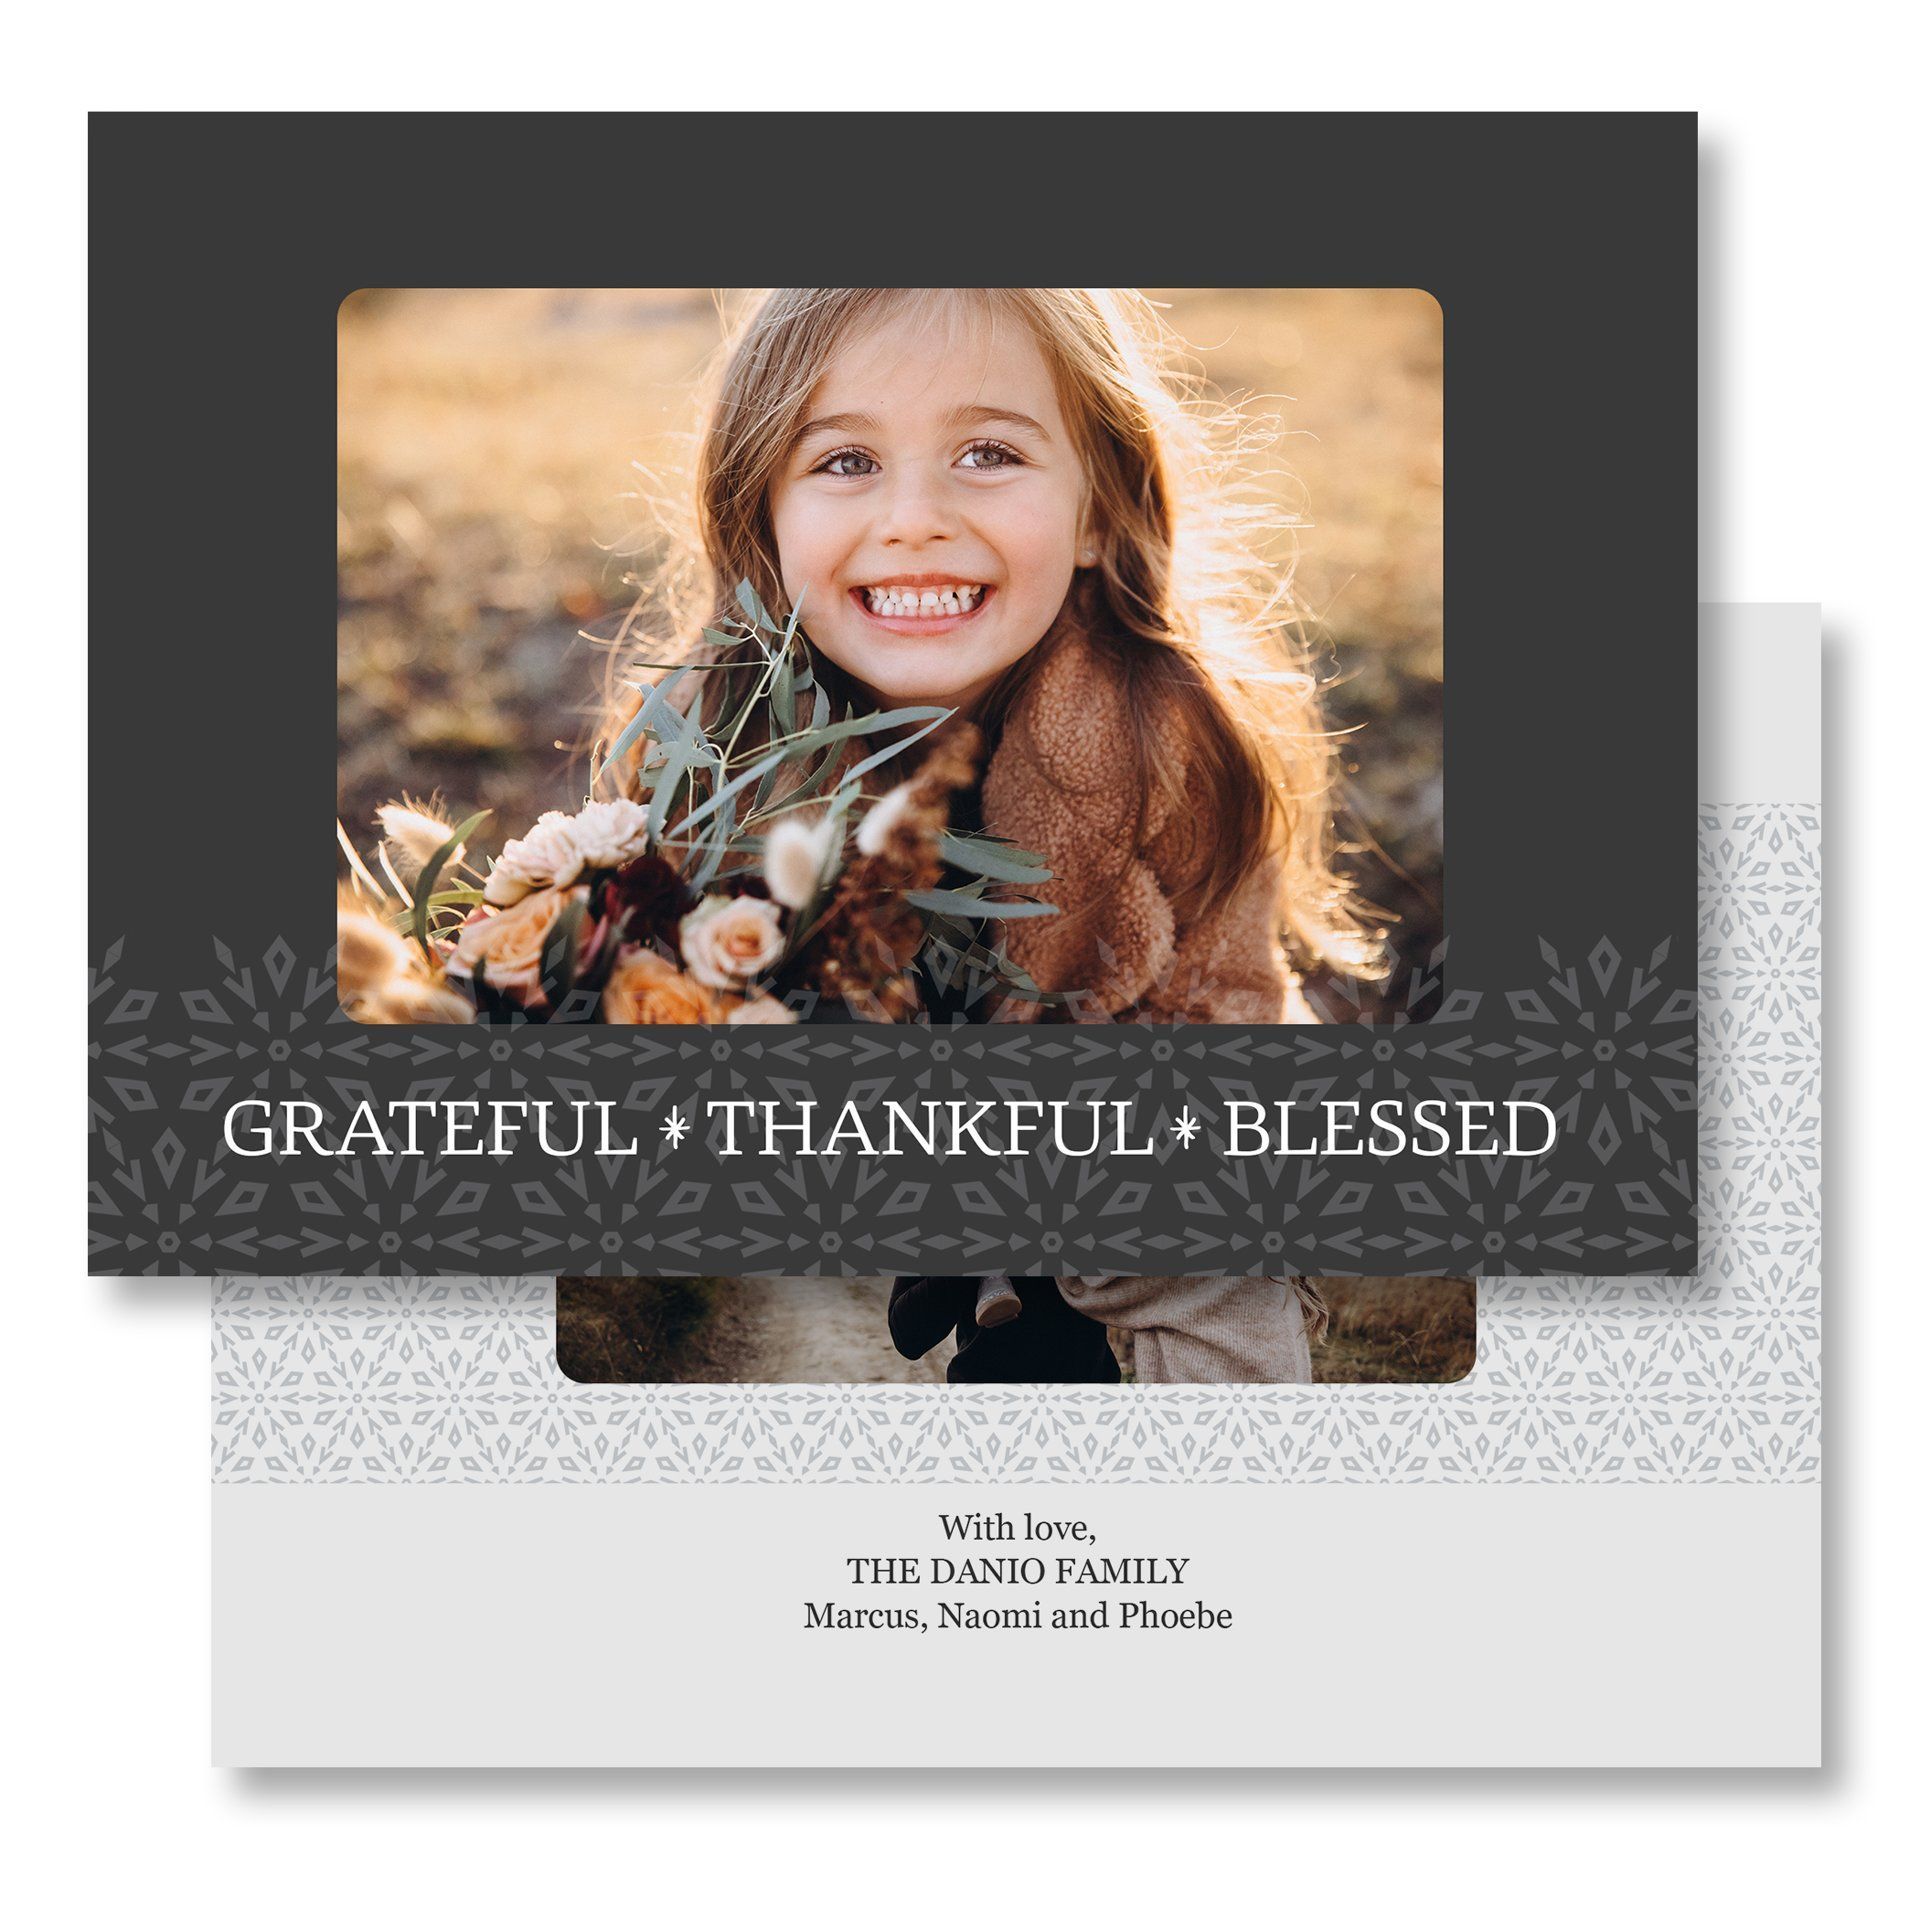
[211,804,1818,1483]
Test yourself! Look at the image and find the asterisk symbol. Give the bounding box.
[660,1107,690,1148]
[1170,1107,1201,1147]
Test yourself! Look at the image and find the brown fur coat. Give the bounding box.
[979,626,1317,1026]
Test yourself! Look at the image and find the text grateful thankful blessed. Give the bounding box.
[221,1096,1558,1160]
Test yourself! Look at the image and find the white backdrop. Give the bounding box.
[20,27,1913,1920]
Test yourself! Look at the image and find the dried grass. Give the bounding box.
[1314,1277,1476,1383]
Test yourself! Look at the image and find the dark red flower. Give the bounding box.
[601,853,693,952]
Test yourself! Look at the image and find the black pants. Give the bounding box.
[887,1277,1121,1384]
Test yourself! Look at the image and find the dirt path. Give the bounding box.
[691,1276,954,1384]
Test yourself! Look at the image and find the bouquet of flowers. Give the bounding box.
[337,587,1057,1025]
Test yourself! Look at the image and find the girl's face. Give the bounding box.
[768,307,1088,713]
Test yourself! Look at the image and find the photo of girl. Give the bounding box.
[336,286,1456,1387]
[622,285,1381,1025]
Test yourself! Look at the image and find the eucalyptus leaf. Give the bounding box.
[905,890,1058,920]
[777,704,950,759]
[735,579,772,630]
[668,743,797,840]
[994,955,1051,995]
[771,648,797,738]
[646,738,696,844]
[775,730,848,810]
[837,710,951,789]
[606,665,695,769]
[702,664,749,743]
[963,831,1049,869]
[688,784,738,890]
[754,751,786,816]
[625,652,761,671]
[673,706,947,841]
[938,833,1054,884]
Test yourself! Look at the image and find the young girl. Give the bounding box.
[601,288,1385,1384]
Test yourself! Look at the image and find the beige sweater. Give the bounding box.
[1056,1276,1313,1385]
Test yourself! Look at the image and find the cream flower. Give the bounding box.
[762,814,835,910]
[484,810,583,906]
[679,893,784,990]
[855,782,916,858]
[482,863,532,908]
[726,992,799,1025]
[567,797,651,871]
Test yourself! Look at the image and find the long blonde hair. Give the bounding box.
[600,287,1383,976]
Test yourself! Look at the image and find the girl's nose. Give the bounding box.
[876,467,957,548]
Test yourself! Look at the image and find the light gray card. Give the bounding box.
[211,607,1820,1767]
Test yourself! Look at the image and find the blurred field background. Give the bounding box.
[555,1274,1476,1385]
[338,287,1442,1013]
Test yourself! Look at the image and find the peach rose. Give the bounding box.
[678,893,784,990]
[450,885,585,997]
[600,949,720,1025]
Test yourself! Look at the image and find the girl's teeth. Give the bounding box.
[863,585,983,616]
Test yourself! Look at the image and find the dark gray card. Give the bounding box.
[89,112,1697,1276]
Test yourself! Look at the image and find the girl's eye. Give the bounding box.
[957,439,1024,471]
[814,447,877,478]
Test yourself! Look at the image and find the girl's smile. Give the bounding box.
[768,305,1088,713]
[851,574,995,635]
